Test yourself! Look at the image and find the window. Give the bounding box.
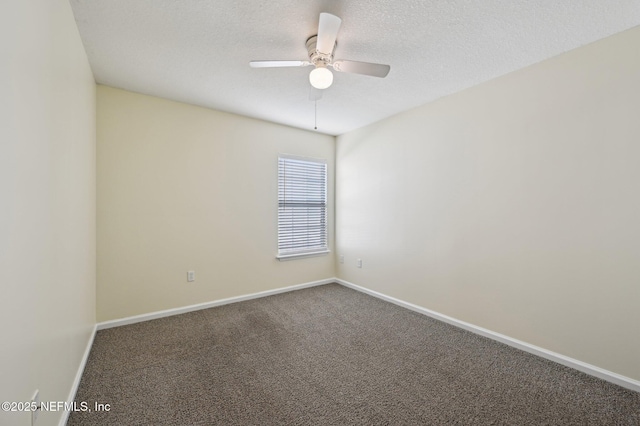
[277,155,328,259]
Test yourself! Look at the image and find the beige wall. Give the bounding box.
[0,1,96,425]
[97,86,335,321]
[336,27,640,381]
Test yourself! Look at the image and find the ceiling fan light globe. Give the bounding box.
[309,67,333,89]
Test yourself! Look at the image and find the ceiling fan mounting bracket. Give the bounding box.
[306,35,335,67]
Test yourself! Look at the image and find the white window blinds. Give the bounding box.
[278,155,328,258]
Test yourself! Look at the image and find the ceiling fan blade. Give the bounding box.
[316,13,342,55]
[309,87,323,101]
[332,60,390,78]
[249,60,310,68]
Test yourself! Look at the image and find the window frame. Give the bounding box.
[276,154,329,260]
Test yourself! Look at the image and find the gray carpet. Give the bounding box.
[68,283,640,425]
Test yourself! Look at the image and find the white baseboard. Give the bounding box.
[335,278,640,394]
[91,276,639,394]
[59,324,97,426]
[97,278,334,330]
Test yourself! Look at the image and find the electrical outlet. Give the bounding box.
[357,259,362,268]
[31,389,40,425]
[339,255,344,264]
[187,271,195,282]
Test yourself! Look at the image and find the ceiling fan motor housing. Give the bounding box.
[306,35,335,67]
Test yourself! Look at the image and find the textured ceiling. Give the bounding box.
[70,1,640,135]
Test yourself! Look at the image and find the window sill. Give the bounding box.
[276,250,330,261]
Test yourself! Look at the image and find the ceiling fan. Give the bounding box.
[250,13,390,92]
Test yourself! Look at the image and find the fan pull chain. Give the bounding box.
[314,99,318,130]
